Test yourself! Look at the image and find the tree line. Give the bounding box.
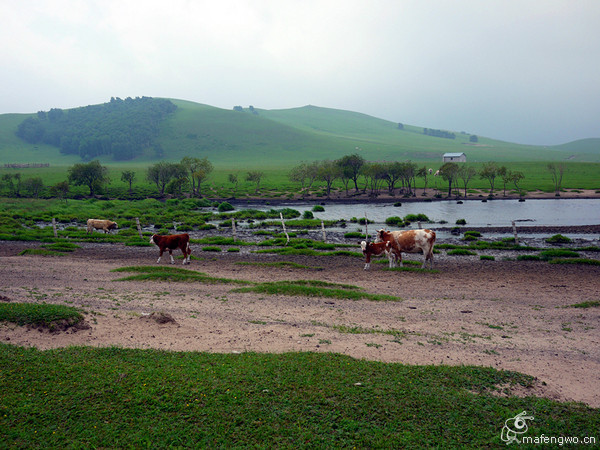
[288,155,532,198]
[15,97,177,161]
[1,157,572,201]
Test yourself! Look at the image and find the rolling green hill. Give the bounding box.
[0,98,598,169]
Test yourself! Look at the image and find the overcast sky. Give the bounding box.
[2,1,599,145]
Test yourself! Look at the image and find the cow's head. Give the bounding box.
[376,229,387,242]
[149,235,156,245]
[109,222,118,230]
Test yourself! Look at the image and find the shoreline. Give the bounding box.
[208,188,600,206]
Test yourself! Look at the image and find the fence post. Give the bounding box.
[232,219,237,242]
[135,218,143,239]
[52,218,57,238]
[512,220,519,246]
[321,220,326,242]
[280,213,290,246]
[365,213,369,242]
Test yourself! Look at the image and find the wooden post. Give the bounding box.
[512,220,519,246]
[135,218,143,239]
[365,213,368,242]
[52,217,57,238]
[232,219,237,242]
[280,212,290,246]
[321,220,326,242]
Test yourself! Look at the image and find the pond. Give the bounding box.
[239,198,600,228]
[234,198,600,240]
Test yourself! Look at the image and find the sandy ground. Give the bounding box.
[1,237,599,408]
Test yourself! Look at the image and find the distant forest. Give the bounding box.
[15,97,177,161]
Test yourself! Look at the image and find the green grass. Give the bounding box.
[1,346,598,447]
[548,258,600,265]
[235,261,323,270]
[110,266,249,285]
[564,300,600,309]
[0,303,83,328]
[232,280,401,302]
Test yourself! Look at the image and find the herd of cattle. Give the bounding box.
[85,218,436,269]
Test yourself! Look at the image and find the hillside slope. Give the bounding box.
[0,99,598,167]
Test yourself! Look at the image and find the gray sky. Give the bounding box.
[2,0,599,145]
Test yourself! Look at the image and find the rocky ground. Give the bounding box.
[0,228,599,408]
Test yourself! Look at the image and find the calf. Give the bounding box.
[87,219,118,234]
[376,228,436,269]
[150,233,192,265]
[360,240,399,270]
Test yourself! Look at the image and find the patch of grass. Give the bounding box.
[545,234,572,244]
[1,347,598,448]
[549,258,600,265]
[201,246,222,252]
[539,249,580,260]
[564,300,600,309]
[41,242,81,252]
[480,255,495,261]
[447,249,477,256]
[232,280,401,302]
[18,248,65,256]
[517,254,542,261]
[235,261,322,270]
[0,302,83,328]
[111,266,248,284]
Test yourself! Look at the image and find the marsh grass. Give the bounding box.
[18,248,65,256]
[549,258,600,265]
[564,300,600,309]
[1,346,598,448]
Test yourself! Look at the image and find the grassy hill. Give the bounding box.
[0,99,598,170]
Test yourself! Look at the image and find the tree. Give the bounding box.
[22,177,44,198]
[228,174,239,197]
[147,161,183,195]
[192,158,213,197]
[316,160,341,198]
[417,166,429,195]
[181,156,212,196]
[336,154,365,192]
[361,162,387,197]
[509,170,525,196]
[289,161,319,198]
[498,166,510,196]
[50,181,70,204]
[121,170,136,195]
[479,162,499,197]
[439,162,460,197]
[68,160,109,196]
[457,166,477,197]
[547,163,566,196]
[246,171,265,193]
[469,135,478,143]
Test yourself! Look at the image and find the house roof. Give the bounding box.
[443,152,466,157]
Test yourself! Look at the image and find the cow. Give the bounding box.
[360,240,399,270]
[150,233,192,265]
[376,228,436,269]
[87,219,118,234]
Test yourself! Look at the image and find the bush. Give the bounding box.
[217,202,235,212]
[404,214,430,223]
[455,219,467,225]
[385,216,404,227]
[303,211,314,220]
[312,205,325,212]
[545,234,572,244]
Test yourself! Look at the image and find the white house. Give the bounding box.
[443,152,466,162]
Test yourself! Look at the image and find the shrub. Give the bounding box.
[303,211,314,220]
[455,219,467,225]
[385,216,404,227]
[545,234,572,244]
[217,202,235,212]
[404,214,430,223]
[464,231,482,238]
[312,205,325,212]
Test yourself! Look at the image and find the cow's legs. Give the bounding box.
[156,249,163,264]
[169,250,175,264]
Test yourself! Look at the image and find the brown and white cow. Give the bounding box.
[87,219,118,234]
[376,228,436,269]
[150,233,192,265]
[359,240,399,270]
